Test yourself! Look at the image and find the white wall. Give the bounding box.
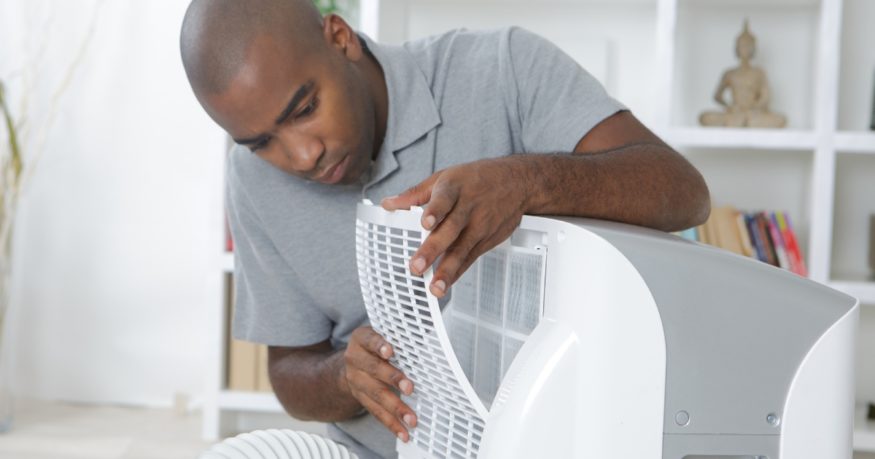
[0,0,226,407]
[377,0,660,126]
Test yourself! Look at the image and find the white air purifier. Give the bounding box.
[354,203,859,459]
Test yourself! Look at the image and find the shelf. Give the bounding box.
[661,127,817,151]
[836,132,875,154]
[829,279,875,305]
[217,390,284,413]
[221,252,234,273]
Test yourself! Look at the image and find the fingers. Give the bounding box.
[409,205,469,279]
[348,328,413,394]
[418,179,460,231]
[431,233,491,294]
[346,327,418,441]
[381,172,440,211]
[357,386,413,442]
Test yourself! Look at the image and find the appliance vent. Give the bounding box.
[355,205,547,459]
[355,219,487,458]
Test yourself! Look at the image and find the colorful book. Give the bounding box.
[767,212,790,270]
[745,213,767,263]
[755,213,779,267]
[736,212,755,258]
[776,211,808,277]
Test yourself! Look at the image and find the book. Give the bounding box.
[776,211,807,277]
[767,212,790,270]
[755,213,779,267]
[228,338,259,391]
[718,207,746,256]
[746,213,768,263]
[256,345,272,392]
[227,275,258,391]
[736,212,755,258]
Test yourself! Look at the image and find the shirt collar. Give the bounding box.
[359,34,441,188]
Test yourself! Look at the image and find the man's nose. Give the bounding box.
[276,130,324,174]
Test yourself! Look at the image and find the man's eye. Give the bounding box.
[298,97,318,118]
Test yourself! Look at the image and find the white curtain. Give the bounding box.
[0,0,226,406]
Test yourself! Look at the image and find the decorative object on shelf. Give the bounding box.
[699,20,787,129]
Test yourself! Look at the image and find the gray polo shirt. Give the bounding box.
[226,26,622,459]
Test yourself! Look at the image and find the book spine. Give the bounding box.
[746,214,767,263]
[777,211,808,277]
[736,212,755,258]
[768,212,791,270]
[756,213,779,267]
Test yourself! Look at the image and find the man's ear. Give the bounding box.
[322,14,363,60]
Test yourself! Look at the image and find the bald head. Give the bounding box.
[180,0,324,96]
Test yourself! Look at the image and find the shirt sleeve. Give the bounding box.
[226,149,333,347]
[504,27,625,153]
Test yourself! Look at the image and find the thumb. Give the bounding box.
[381,173,440,211]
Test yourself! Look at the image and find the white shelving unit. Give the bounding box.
[203,0,875,453]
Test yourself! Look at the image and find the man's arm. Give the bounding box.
[382,110,710,298]
[268,327,418,441]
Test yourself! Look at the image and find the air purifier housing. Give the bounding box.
[354,203,858,459]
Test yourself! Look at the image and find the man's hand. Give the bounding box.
[381,157,529,298]
[343,326,417,442]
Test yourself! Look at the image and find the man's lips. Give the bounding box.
[315,155,350,184]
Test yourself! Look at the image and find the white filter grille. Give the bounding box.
[355,218,487,459]
[355,205,546,459]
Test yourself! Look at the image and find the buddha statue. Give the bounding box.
[699,21,786,128]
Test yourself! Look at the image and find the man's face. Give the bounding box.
[203,29,375,185]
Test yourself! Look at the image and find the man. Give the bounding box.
[180,0,710,457]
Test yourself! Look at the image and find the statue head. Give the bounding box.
[735,20,756,61]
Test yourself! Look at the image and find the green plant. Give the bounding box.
[314,0,342,16]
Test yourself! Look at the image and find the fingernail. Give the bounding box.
[380,345,391,358]
[397,431,408,442]
[403,414,416,428]
[411,257,425,274]
[399,379,413,394]
[432,280,446,295]
[423,215,436,229]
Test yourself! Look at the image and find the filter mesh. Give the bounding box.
[355,220,486,459]
[444,245,545,407]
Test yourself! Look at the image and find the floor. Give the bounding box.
[0,398,211,459]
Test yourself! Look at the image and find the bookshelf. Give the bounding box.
[203,0,875,453]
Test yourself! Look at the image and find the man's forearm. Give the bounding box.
[516,145,710,232]
[269,345,363,422]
